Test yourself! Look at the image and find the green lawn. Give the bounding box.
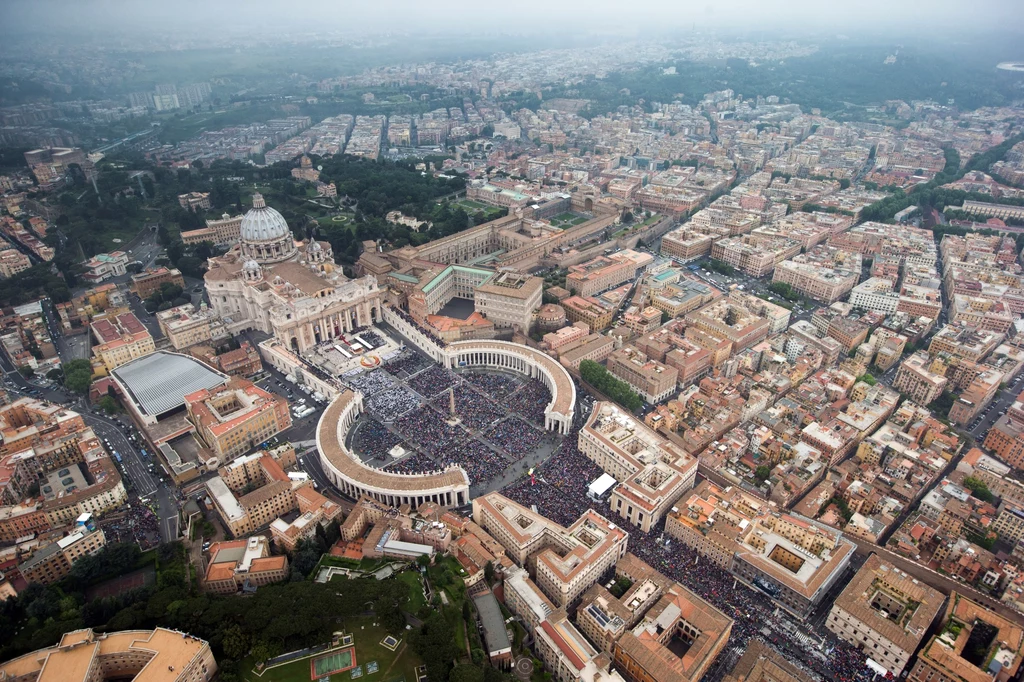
[397,571,426,612]
[247,617,423,682]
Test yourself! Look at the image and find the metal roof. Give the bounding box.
[113,351,226,416]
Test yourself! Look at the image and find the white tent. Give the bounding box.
[588,473,618,500]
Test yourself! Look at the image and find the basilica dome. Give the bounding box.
[240,193,290,242]
[239,193,297,264]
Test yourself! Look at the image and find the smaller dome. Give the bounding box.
[243,259,261,271]
[308,240,322,252]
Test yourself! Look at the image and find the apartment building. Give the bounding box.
[772,259,858,304]
[711,235,801,278]
[562,296,615,332]
[566,250,653,297]
[184,377,291,464]
[606,347,679,404]
[472,492,628,607]
[156,303,227,351]
[203,536,289,594]
[270,485,343,551]
[893,353,949,406]
[181,212,243,246]
[91,313,155,374]
[850,278,900,314]
[0,627,217,682]
[685,299,771,352]
[993,504,1024,545]
[665,480,854,618]
[579,402,697,532]
[826,555,945,676]
[206,475,298,537]
[131,267,184,299]
[949,368,1001,426]
[928,323,1003,364]
[611,578,733,682]
[473,271,543,333]
[178,191,212,211]
[20,527,106,586]
[557,333,616,370]
[503,567,556,637]
[907,592,1023,682]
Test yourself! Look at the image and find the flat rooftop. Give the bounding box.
[113,351,226,417]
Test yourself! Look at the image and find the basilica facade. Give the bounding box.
[204,193,383,352]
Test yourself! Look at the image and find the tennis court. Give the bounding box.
[310,648,355,678]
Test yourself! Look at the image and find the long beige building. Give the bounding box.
[579,402,697,532]
[605,347,679,404]
[0,627,217,682]
[826,554,945,677]
[472,492,628,607]
[665,480,855,618]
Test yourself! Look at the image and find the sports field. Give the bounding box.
[311,649,355,678]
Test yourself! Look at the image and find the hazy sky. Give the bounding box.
[4,0,1023,38]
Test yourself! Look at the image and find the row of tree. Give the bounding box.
[579,360,644,411]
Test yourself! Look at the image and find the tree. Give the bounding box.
[222,624,247,660]
[754,465,771,482]
[97,396,119,415]
[963,477,995,503]
[451,665,485,682]
[17,365,34,378]
[579,360,643,412]
[63,359,94,394]
[484,561,495,585]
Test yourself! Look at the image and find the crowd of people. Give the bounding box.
[408,366,459,398]
[437,386,504,431]
[507,378,552,424]
[384,450,440,475]
[384,351,430,377]
[353,418,403,460]
[498,387,871,682]
[348,370,394,396]
[462,370,521,400]
[98,493,162,551]
[485,417,544,459]
[436,437,508,483]
[394,406,466,456]
[365,385,420,419]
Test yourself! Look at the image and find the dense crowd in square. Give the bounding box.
[507,378,552,424]
[394,406,466,456]
[436,437,508,484]
[433,386,504,431]
[384,351,430,377]
[352,418,403,459]
[347,369,394,396]
[460,370,522,399]
[484,417,544,459]
[408,365,459,397]
[365,385,420,419]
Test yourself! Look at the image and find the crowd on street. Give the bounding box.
[499,388,872,682]
[98,494,162,551]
